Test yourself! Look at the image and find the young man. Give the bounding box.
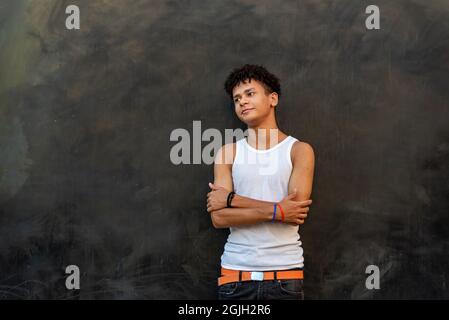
[207,64,315,300]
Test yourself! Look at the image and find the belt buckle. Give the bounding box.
[250,271,264,281]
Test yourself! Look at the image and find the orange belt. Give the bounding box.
[218,267,304,286]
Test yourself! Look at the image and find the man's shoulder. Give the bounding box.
[220,142,236,153]
[215,142,236,166]
[291,140,315,164]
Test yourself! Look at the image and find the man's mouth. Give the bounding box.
[241,108,255,115]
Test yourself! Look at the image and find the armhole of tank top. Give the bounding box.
[287,138,299,169]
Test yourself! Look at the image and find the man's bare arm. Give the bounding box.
[288,141,315,222]
[208,142,315,211]
[209,144,276,228]
[211,192,310,228]
[207,183,275,210]
[230,195,274,208]
[210,206,274,229]
[208,143,312,228]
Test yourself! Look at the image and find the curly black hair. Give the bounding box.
[224,64,281,99]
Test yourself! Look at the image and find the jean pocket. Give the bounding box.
[218,282,242,295]
[278,279,304,295]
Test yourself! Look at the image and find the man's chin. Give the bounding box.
[241,117,260,127]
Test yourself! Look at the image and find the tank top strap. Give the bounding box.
[285,136,299,167]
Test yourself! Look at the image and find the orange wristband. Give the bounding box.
[277,204,285,222]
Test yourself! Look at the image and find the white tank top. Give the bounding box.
[220,135,304,271]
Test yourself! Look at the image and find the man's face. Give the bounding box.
[232,79,278,125]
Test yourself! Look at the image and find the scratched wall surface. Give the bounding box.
[0,0,448,299]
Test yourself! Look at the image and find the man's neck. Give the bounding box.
[246,122,287,150]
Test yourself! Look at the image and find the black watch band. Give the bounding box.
[226,192,236,208]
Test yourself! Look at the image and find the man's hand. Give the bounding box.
[277,189,312,225]
[207,182,230,212]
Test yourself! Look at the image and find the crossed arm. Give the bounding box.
[207,141,315,229]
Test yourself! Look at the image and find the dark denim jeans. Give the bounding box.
[218,279,304,300]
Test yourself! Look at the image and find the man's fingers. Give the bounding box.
[299,199,312,206]
[208,192,218,199]
[209,182,225,191]
[209,182,218,190]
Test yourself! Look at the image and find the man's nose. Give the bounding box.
[239,97,248,106]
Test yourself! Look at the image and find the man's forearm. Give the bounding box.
[231,194,274,208]
[211,205,275,229]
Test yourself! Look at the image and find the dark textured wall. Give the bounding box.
[0,0,448,299]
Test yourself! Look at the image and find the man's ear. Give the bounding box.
[270,92,279,107]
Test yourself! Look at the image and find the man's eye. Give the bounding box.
[248,92,254,96]
[234,98,240,103]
